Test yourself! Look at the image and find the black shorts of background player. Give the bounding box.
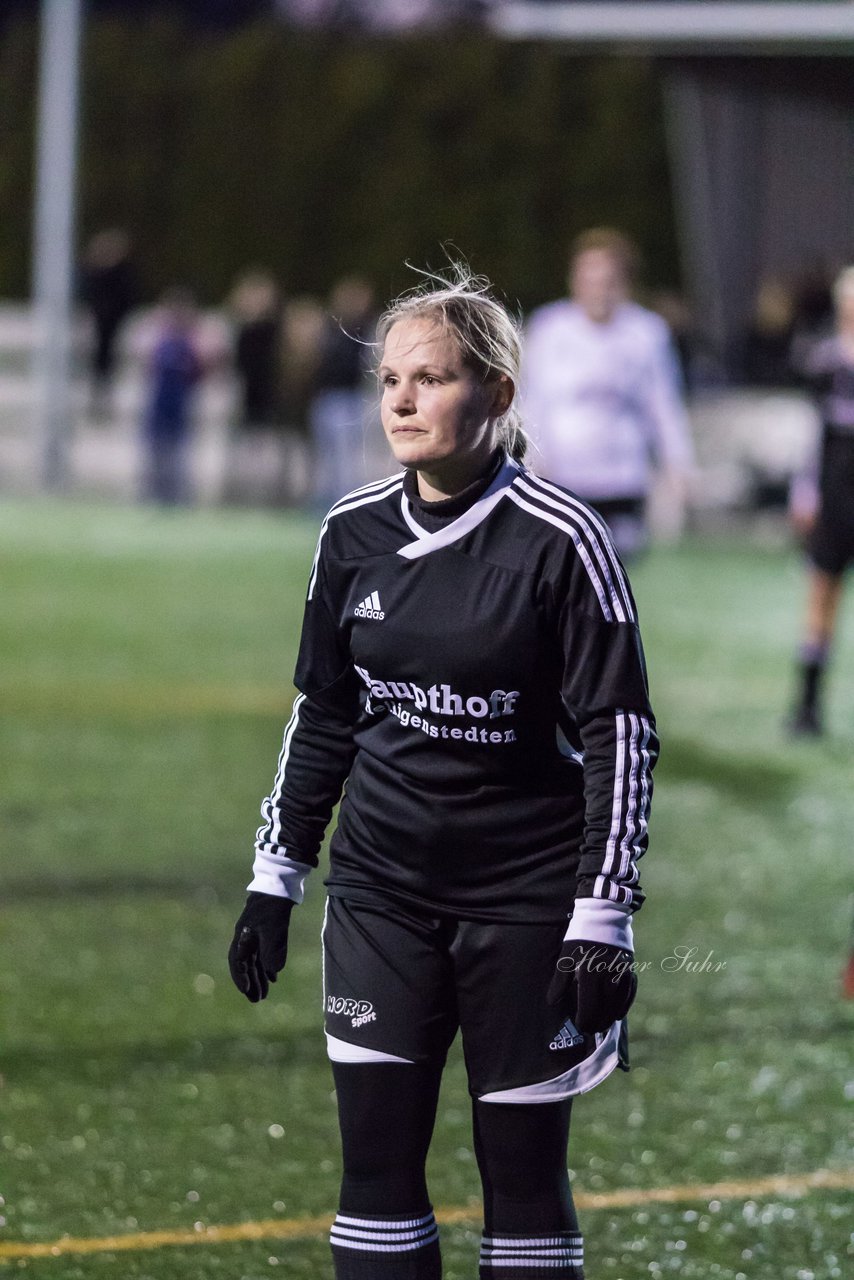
[228,264,659,1280]
[788,265,854,736]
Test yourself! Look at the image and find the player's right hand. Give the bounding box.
[228,892,294,1003]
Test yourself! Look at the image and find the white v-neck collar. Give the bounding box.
[396,458,521,559]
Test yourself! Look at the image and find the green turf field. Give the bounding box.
[1,499,852,1279]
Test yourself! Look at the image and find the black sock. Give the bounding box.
[331,1062,443,1278]
[793,642,829,726]
[331,1211,441,1279]
[801,660,824,712]
[473,1099,583,1278]
[478,1230,583,1277]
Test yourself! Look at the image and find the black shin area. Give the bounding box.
[330,1061,444,1278]
[473,1097,583,1277]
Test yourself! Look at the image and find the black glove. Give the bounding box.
[546,939,637,1034]
[228,892,295,1003]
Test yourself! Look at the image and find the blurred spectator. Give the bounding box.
[79,228,140,420]
[141,288,203,505]
[648,289,695,389]
[222,269,290,506]
[281,295,325,434]
[648,288,724,393]
[793,267,835,341]
[786,265,854,735]
[309,275,377,510]
[230,269,283,430]
[523,227,695,558]
[737,276,797,387]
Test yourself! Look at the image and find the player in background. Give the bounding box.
[787,265,854,736]
[844,917,854,999]
[228,265,658,1280]
[522,227,694,559]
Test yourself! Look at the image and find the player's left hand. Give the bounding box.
[547,939,637,1034]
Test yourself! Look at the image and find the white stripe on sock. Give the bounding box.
[335,1213,435,1230]
[479,1231,583,1269]
[330,1211,438,1253]
[478,1260,581,1269]
[330,1229,440,1254]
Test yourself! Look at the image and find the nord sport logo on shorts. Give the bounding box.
[327,995,377,1028]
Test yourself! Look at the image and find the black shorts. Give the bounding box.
[321,896,625,1102]
[808,510,854,577]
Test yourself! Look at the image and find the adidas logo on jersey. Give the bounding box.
[354,590,384,620]
[549,1018,585,1050]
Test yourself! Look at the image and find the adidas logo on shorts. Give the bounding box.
[354,590,384,621]
[549,1018,585,1050]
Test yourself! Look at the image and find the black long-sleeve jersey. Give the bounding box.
[250,456,658,925]
[804,337,854,521]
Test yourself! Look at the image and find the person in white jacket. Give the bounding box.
[523,228,694,558]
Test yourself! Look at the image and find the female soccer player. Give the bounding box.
[788,265,854,735]
[229,266,659,1280]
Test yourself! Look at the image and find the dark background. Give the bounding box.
[0,6,677,308]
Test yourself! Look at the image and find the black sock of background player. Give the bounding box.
[795,641,829,723]
[801,661,824,712]
[330,1061,443,1278]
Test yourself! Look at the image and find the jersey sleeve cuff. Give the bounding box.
[565,898,634,951]
[247,848,314,902]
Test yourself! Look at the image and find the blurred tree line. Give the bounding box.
[0,13,677,309]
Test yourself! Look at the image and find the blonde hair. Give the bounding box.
[570,226,640,283]
[376,262,528,463]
